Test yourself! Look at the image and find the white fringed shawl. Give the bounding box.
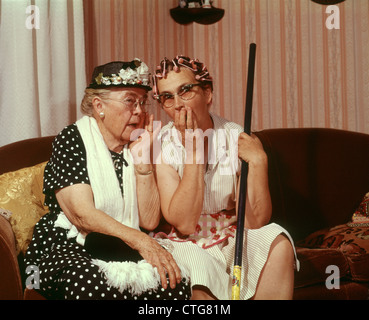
[54,115,140,245]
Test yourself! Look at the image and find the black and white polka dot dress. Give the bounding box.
[24,123,190,300]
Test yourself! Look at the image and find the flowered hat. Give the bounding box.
[87,58,151,91]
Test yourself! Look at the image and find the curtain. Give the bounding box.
[84,0,369,134]
[0,0,86,146]
[1,0,368,147]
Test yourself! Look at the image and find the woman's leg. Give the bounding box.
[252,234,295,300]
[191,285,217,300]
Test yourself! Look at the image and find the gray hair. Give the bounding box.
[80,88,112,116]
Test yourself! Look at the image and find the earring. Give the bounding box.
[99,112,105,119]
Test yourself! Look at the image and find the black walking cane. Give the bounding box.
[231,43,257,300]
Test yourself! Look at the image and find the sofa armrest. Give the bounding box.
[0,215,23,299]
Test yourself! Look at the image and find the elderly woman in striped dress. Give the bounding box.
[152,56,299,300]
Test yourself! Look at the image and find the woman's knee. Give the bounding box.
[270,234,295,265]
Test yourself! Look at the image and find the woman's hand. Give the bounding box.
[236,133,272,228]
[174,105,197,129]
[135,233,182,289]
[174,107,201,164]
[174,107,198,143]
[129,113,161,230]
[130,112,159,169]
[238,133,267,165]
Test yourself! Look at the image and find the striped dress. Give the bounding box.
[154,113,299,300]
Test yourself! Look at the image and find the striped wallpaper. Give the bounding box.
[84,0,369,134]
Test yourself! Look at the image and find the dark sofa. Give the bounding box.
[0,128,368,300]
[256,128,369,299]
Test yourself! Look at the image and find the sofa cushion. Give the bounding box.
[347,192,369,227]
[0,162,49,255]
[297,224,369,282]
[294,247,349,288]
[0,215,23,299]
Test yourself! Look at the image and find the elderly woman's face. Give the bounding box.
[156,68,212,121]
[98,87,147,148]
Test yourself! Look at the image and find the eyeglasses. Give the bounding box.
[154,83,203,108]
[104,97,150,112]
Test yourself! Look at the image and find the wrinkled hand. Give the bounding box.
[238,133,267,164]
[136,233,182,289]
[174,107,199,144]
[129,113,160,166]
[174,107,203,164]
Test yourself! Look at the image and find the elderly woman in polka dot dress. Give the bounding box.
[24,59,190,300]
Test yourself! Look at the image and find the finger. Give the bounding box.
[156,263,169,289]
[165,255,182,289]
[159,250,182,289]
[155,250,180,289]
[143,112,149,129]
[186,107,193,129]
[179,108,187,131]
[145,113,154,134]
[138,112,147,129]
[174,110,183,144]
[252,134,263,148]
[193,114,199,130]
[147,114,154,132]
[163,262,176,289]
[175,109,187,145]
[174,109,180,128]
[169,258,182,284]
[152,118,161,136]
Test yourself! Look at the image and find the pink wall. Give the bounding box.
[84,0,369,133]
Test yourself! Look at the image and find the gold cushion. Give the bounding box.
[0,162,49,255]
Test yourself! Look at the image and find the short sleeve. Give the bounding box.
[43,123,90,194]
